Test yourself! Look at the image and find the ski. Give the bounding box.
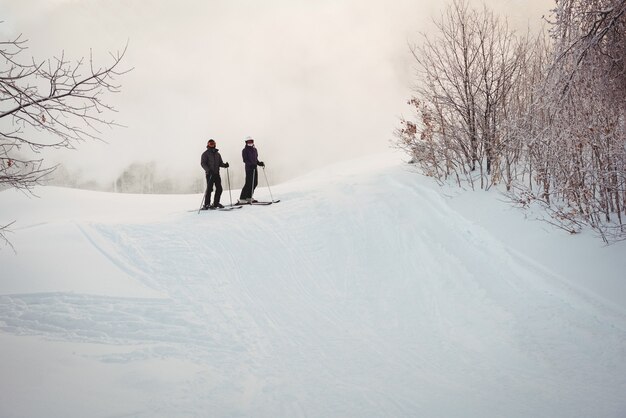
[212,205,243,211]
[214,206,242,211]
[192,205,243,212]
[251,200,280,205]
[233,199,280,206]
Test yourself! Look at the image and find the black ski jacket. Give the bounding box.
[201,148,227,175]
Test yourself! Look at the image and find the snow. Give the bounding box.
[1,152,625,418]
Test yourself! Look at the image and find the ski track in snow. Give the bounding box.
[1,164,626,417]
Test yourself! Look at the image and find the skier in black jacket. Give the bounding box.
[200,139,229,209]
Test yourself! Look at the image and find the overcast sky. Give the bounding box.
[1,0,552,187]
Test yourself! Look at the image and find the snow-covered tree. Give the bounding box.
[396,0,531,189]
[398,0,625,241]
[520,0,626,240]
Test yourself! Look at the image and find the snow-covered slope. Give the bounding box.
[1,153,625,418]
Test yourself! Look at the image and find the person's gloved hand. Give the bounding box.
[224,162,229,168]
[258,161,265,167]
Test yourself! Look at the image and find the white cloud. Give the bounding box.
[2,0,552,188]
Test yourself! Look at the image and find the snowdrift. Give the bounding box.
[1,153,625,418]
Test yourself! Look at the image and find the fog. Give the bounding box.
[1,0,551,192]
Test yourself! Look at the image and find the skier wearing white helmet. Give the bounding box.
[237,136,264,204]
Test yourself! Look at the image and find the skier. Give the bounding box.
[200,139,229,209]
[237,136,264,204]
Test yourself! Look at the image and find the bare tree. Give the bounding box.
[397,0,530,189]
[1,31,129,247]
[398,0,626,242]
[520,0,626,241]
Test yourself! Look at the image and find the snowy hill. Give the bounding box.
[1,153,625,418]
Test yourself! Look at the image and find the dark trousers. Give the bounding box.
[239,167,258,200]
[204,172,223,206]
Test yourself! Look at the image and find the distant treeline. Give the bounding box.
[48,162,209,194]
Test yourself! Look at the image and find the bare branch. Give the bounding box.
[1,26,130,248]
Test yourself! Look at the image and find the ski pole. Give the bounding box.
[262,165,275,202]
[251,167,256,201]
[198,173,212,214]
[226,167,233,207]
[197,188,206,214]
